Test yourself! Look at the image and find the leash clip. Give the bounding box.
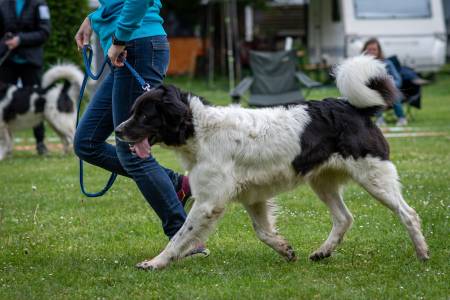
[142,83,152,92]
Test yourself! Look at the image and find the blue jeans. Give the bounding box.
[376,97,406,119]
[74,36,187,238]
[400,66,419,82]
[392,99,406,118]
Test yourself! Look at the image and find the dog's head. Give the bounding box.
[115,85,194,147]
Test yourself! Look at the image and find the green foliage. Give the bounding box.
[44,0,89,67]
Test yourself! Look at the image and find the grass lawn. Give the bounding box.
[0,73,449,299]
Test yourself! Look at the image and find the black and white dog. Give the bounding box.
[115,55,429,270]
[0,64,83,159]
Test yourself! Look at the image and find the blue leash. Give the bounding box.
[77,45,151,197]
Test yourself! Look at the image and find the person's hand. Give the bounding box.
[5,36,20,50]
[74,17,92,50]
[108,44,126,67]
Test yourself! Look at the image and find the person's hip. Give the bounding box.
[114,35,170,87]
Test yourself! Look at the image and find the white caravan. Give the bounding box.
[444,0,450,58]
[308,0,447,72]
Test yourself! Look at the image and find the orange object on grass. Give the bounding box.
[167,37,206,76]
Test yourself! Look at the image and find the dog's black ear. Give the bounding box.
[156,84,194,145]
[158,85,189,126]
[163,84,182,102]
[142,87,166,102]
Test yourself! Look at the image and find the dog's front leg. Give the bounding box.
[136,200,226,270]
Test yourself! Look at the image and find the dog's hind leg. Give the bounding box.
[0,127,13,160]
[244,200,297,261]
[308,172,353,261]
[352,159,429,261]
[5,128,13,156]
[46,114,75,154]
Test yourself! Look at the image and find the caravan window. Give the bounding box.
[354,0,431,19]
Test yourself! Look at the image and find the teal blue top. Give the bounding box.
[16,0,25,15]
[89,0,166,54]
[13,0,28,64]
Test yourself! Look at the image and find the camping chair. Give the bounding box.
[230,50,322,107]
[387,55,422,120]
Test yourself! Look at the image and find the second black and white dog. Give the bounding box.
[115,55,429,269]
[0,64,83,159]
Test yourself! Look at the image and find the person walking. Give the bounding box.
[0,0,51,155]
[73,0,208,267]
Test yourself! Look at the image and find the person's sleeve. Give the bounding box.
[87,9,97,23]
[385,60,402,88]
[114,0,154,42]
[18,1,51,47]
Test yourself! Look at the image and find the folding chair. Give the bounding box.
[387,56,422,120]
[230,50,322,107]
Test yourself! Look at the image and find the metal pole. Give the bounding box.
[225,0,235,92]
[231,0,241,82]
[207,2,215,86]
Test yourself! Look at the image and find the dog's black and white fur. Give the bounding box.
[115,55,429,269]
[0,64,83,159]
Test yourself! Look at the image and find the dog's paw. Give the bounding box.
[284,245,297,262]
[309,251,332,261]
[135,258,167,270]
[417,249,430,262]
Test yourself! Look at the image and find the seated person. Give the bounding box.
[361,38,425,126]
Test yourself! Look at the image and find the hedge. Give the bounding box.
[44,0,90,68]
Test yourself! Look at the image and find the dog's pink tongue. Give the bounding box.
[133,138,151,159]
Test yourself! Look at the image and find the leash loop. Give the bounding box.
[77,45,152,198]
[77,45,117,197]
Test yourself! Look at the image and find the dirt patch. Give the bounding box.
[14,143,65,152]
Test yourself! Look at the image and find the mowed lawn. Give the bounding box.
[0,72,449,299]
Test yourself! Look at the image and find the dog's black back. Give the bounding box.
[292,98,389,175]
[1,80,74,123]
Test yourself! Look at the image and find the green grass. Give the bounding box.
[1,73,449,299]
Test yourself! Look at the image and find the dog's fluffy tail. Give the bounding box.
[335,55,399,109]
[41,63,84,90]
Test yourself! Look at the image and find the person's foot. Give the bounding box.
[412,78,430,86]
[177,175,192,207]
[396,117,408,127]
[36,142,48,156]
[375,116,386,127]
